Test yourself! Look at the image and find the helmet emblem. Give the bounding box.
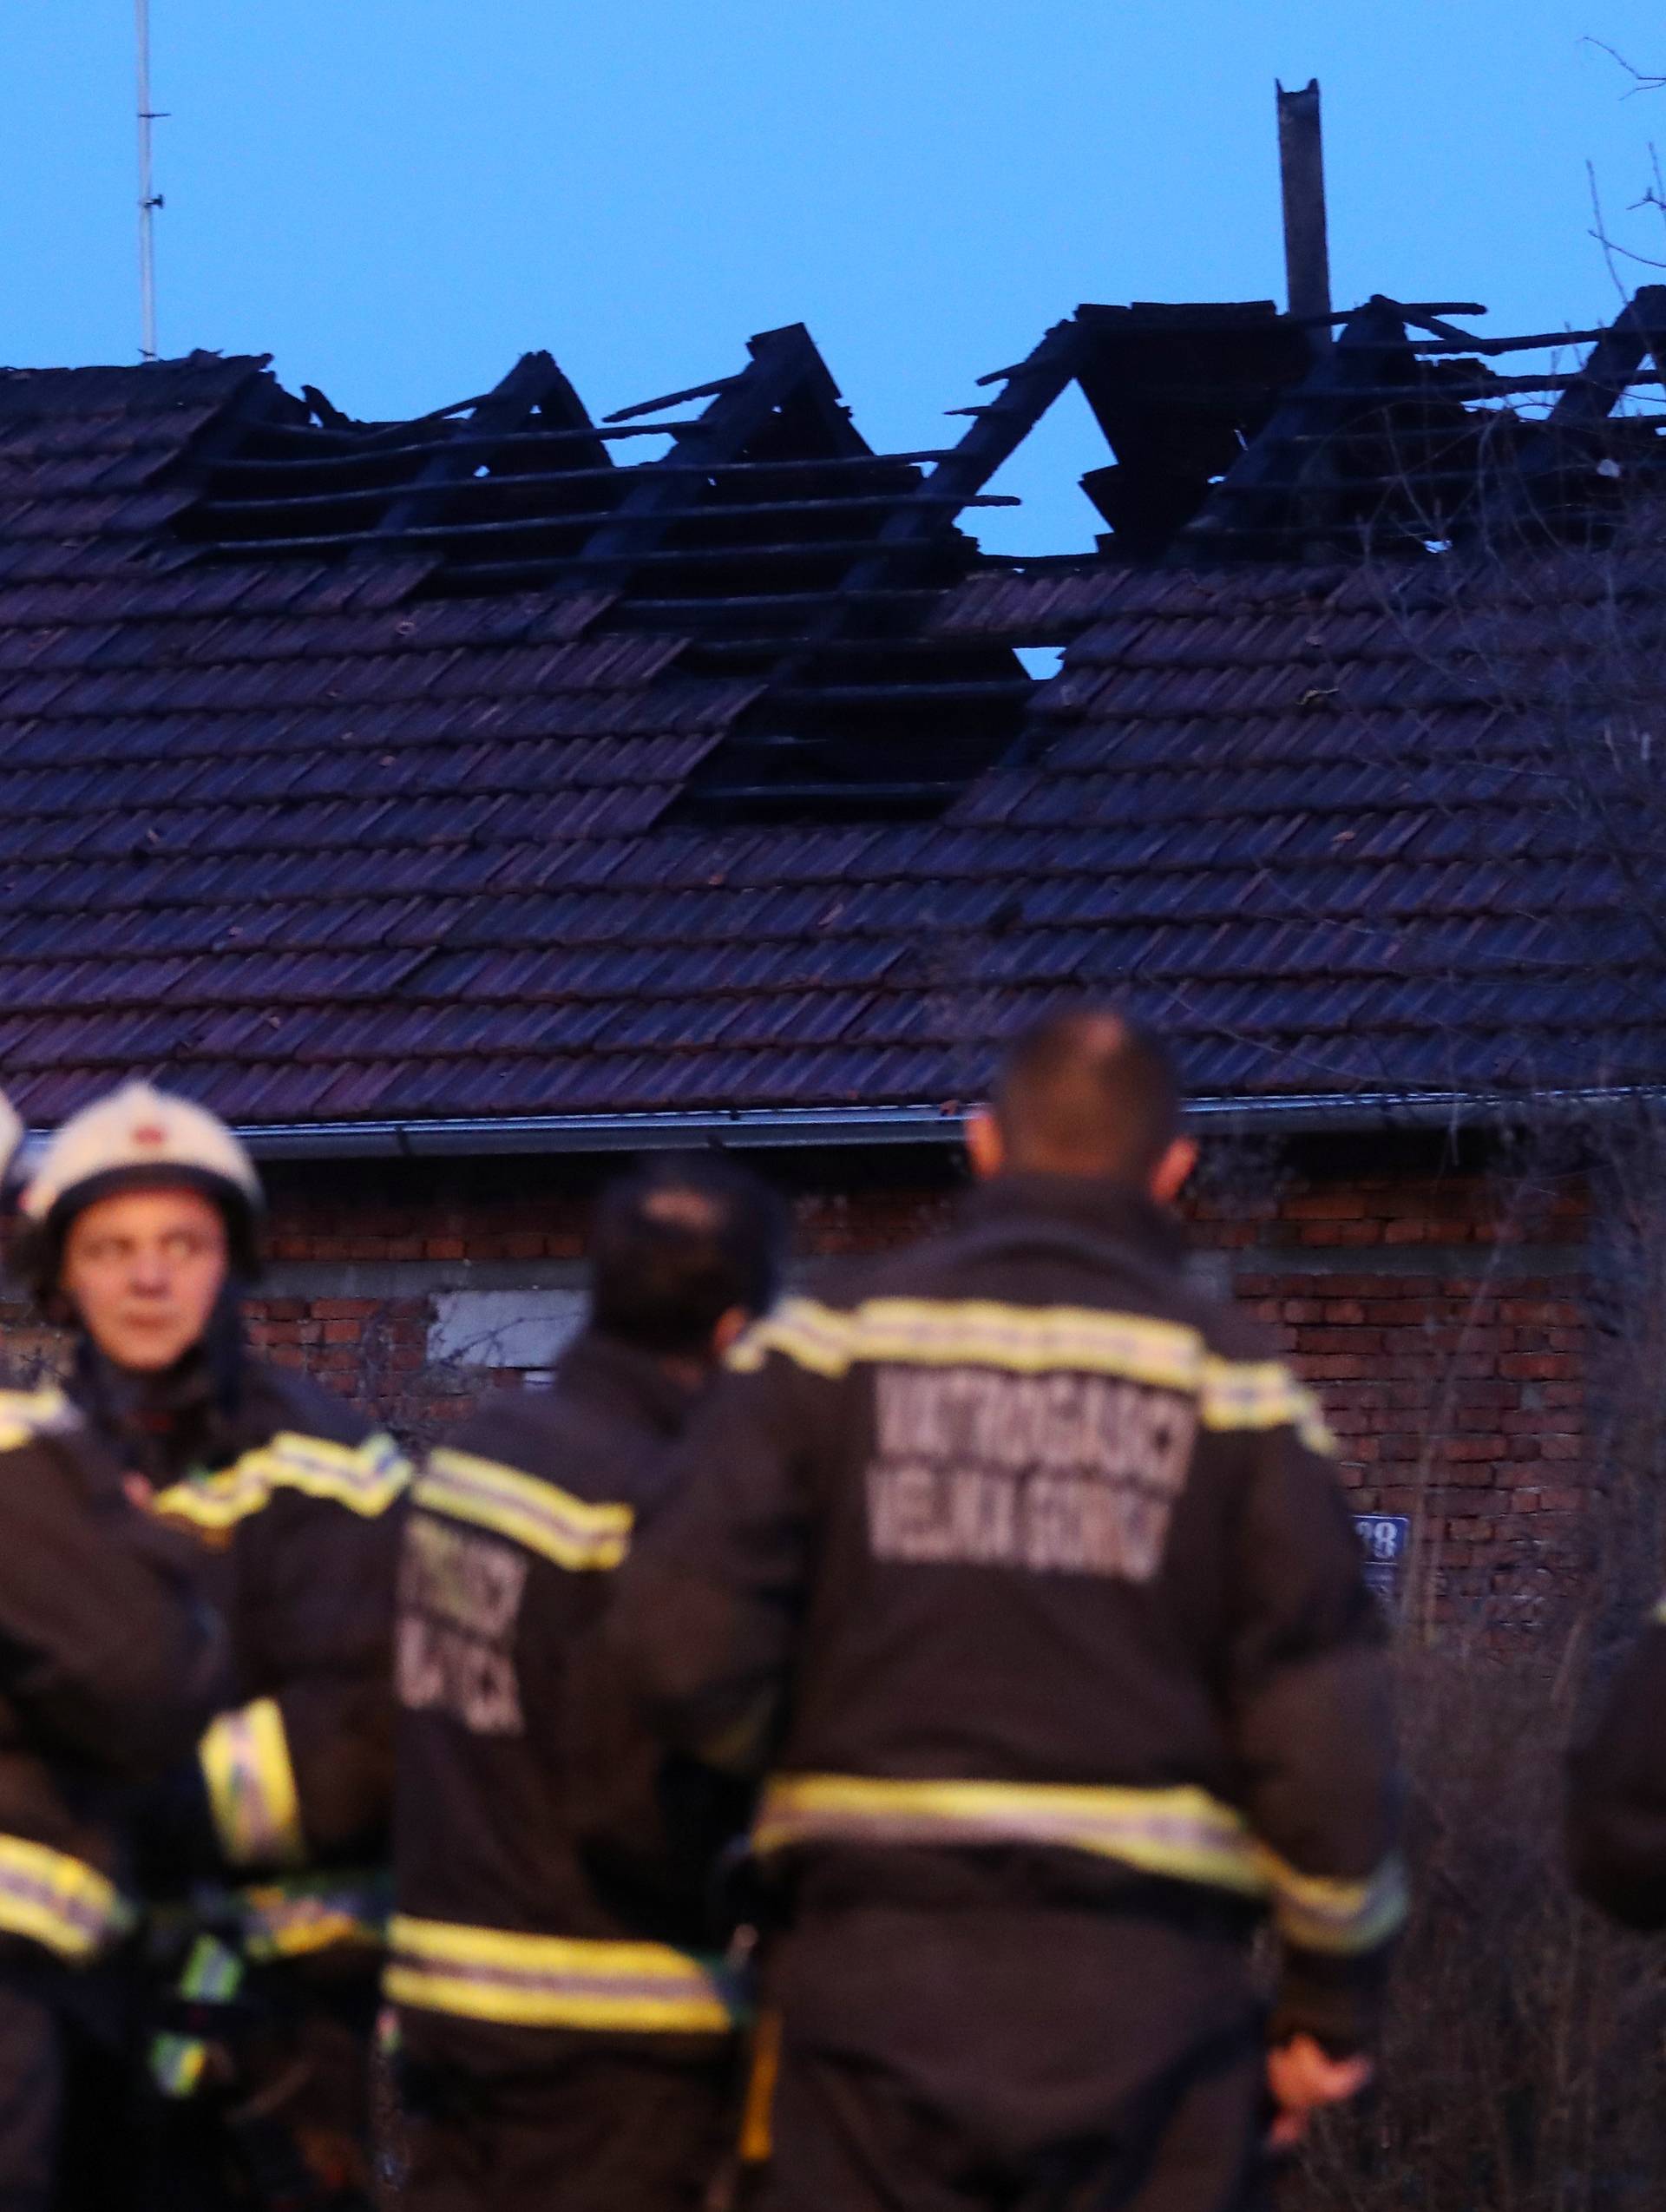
[132,1123,167,1146]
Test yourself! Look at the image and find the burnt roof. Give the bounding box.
[0,292,1663,1137]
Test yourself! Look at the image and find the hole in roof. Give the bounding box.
[970,381,1107,560]
[1013,645,1064,679]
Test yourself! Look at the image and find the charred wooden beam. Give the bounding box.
[1541,285,1666,428]
[1410,324,1636,356]
[667,330,1074,820]
[620,588,947,617]
[1479,286,1666,537]
[209,444,958,483]
[822,321,1084,596]
[200,497,1013,562]
[1178,294,1410,548]
[371,354,602,542]
[604,373,740,423]
[199,484,1013,523]
[1384,305,1490,341]
[569,325,862,587]
[234,419,705,454]
[216,530,909,565]
[1263,371,1665,404]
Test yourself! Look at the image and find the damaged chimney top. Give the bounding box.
[1276,78,1332,338]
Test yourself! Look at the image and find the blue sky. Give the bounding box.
[4,0,1663,552]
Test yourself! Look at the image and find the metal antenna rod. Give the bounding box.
[135,0,161,360]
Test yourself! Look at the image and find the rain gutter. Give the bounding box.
[221,1085,1666,1162]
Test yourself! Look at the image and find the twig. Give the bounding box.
[1587,161,1636,304]
[1586,228,1666,272]
[1581,37,1666,95]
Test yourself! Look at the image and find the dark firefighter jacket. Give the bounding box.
[390,1328,749,2072]
[64,1323,410,1961]
[0,1385,226,1969]
[610,1172,1406,2060]
[1568,1605,1666,1926]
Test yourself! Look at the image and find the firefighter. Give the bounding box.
[12,1080,410,2207]
[0,1089,229,2210]
[610,1011,1405,2212]
[1567,1605,1666,1925]
[389,1153,786,2212]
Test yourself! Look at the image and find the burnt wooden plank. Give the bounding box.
[1479,286,1666,535]
[1177,294,1408,547]
[371,354,603,541]
[569,325,862,588]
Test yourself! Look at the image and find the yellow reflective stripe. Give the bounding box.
[1261,1850,1408,1955]
[263,1429,410,1513]
[729,1298,1333,1453]
[754,1775,1400,1953]
[1199,1362,1336,1455]
[0,1835,134,1962]
[728,1297,863,1379]
[0,1386,79,1456]
[200,1697,306,1870]
[731,1297,1202,1387]
[237,1870,388,1960]
[150,2032,212,2097]
[417,1449,633,1572]
[153,1429,410,1531]
[753,1774,1267,1897]
[384,1915,738,2032]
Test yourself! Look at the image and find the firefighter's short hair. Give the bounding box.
[589,1153,786,1356]
[994,1008,1181,1180]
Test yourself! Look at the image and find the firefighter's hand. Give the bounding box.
[1266,2033,1373,2148]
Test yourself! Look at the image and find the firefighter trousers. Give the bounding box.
[397,2042,735,2212]
[0,1955,134,2212]
[751,1902,1272,2212]
[754,2031,1269,2212]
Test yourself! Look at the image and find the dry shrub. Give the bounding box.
[1288,1632,1666,2212]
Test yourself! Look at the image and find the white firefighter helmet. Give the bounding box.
[18,1081,263,1283]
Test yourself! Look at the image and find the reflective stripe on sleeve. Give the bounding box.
[200,1697,306,1870]
[152,1430,410,1533]
[752,1774,1406,1954]
[727,1298,1334,1454]
[148,1934,245,2099]
[0,1835,135,1962]
[1263,1850,1410,1956]
[416,1450,633,1572]
[238,1869,389,1961]
[384,1915,740,2033]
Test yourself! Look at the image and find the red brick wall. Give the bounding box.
[1192,1167,1589,1628]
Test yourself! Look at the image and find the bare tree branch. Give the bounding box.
[1581,37,1666,95]
[1588,160,1640,300]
